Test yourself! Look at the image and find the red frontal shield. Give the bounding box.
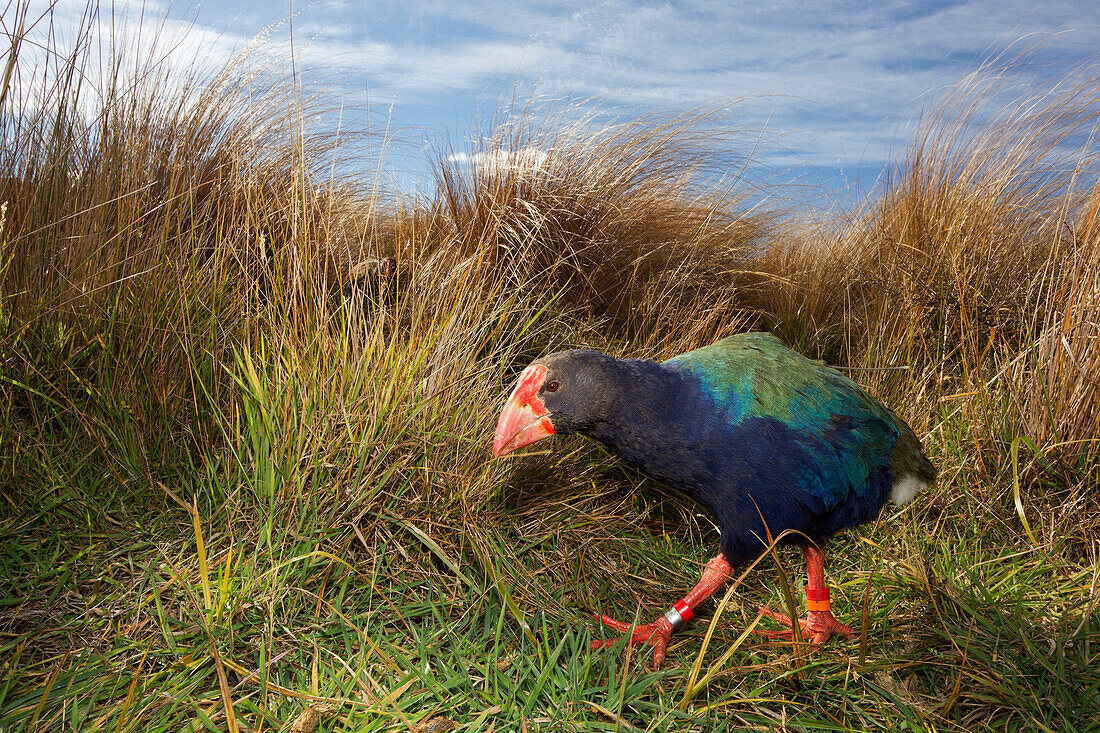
[493,364,556,457]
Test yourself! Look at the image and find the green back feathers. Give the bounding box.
[664,332,888,428]
[665,332,921,502]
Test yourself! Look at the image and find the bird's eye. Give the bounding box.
[546,381,559,393]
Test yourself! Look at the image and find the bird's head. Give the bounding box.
[492,350,615,457]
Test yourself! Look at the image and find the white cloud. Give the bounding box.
[227,0,1098,177]
[5,0,248,117]
[447,147,549,176]
[9,0,1096,200]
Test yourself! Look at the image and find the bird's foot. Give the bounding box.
[589,611,675,669]
[757,606,858,646]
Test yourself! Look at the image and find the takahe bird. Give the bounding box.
[492,332,934,668]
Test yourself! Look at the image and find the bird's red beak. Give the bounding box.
[493,364,556,457]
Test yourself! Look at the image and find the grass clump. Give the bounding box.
[2,4,1100,731]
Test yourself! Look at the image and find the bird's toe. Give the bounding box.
[757,605,795,626]
[758,605,858,647]
[591,612,635,634]
[590,615,674,668]
[651,637,669,669]
[757,628,797,640]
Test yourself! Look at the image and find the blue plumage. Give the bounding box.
[494,330,936,666]
[529,332,934,563]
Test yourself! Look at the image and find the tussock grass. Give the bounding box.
[2,5,1100,731]
[434,110,773,338]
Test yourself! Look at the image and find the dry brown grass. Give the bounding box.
[1018,179,1100,461]
[4,19,1100,524]
[0,12,386,470]
[428,112,778,343]
[738,71,1100,477]
[3,8,1100,729]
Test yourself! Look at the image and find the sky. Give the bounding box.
[9,0,1100,209]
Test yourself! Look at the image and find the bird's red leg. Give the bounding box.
[758,544,858,646]
[590,553,734,669]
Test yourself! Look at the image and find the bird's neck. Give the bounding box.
[585,361,706,470]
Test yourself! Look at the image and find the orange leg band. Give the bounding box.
[806,587,830,612]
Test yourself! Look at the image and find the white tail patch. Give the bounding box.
[891,475,926,505]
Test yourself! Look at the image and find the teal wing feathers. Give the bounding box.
[664,332,902,513]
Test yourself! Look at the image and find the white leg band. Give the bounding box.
[663,606,686,631]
